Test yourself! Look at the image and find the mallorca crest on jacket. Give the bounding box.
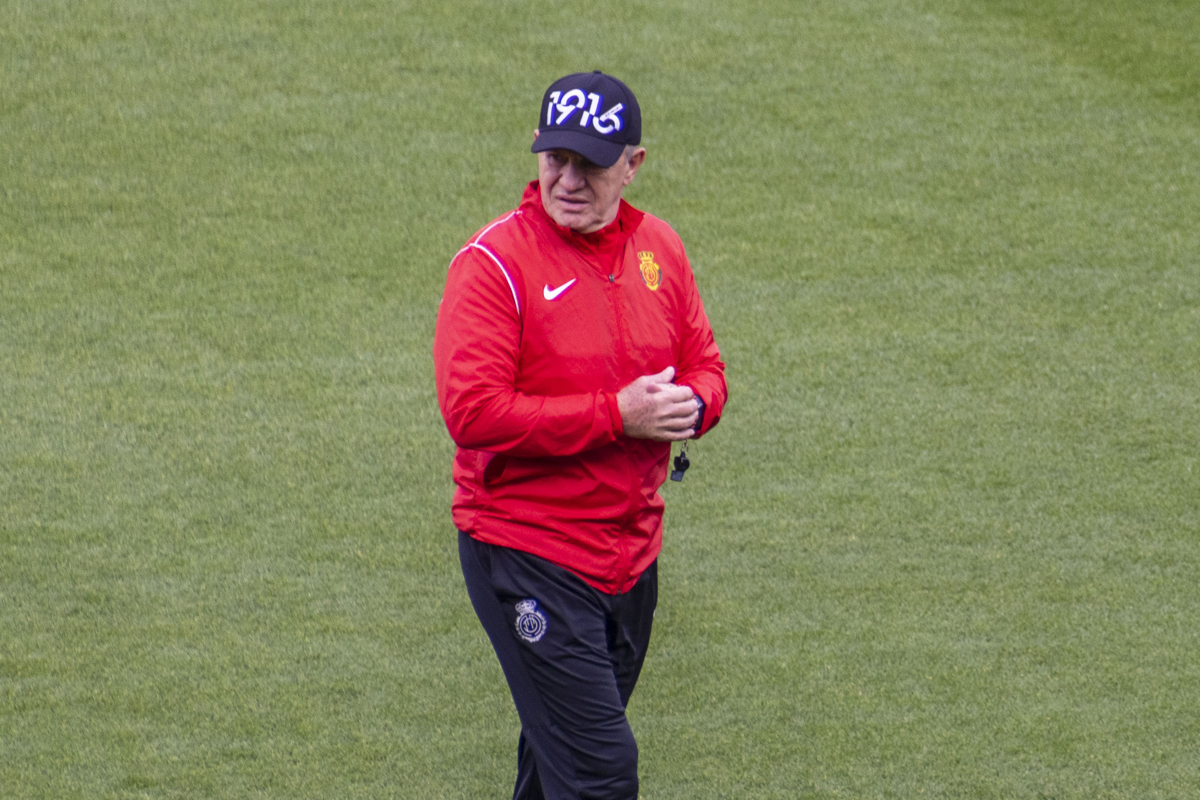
[515,599,548,643]
[638,251,661,291]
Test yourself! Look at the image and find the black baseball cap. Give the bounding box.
[531,71,642,168]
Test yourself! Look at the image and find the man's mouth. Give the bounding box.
[555,195,589,210]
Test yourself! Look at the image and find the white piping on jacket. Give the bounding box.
[466,242,520,315]
[448,211,523,315]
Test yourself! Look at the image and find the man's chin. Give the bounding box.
[548,206,595,231]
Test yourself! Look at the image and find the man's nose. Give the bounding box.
[560,160,587,191]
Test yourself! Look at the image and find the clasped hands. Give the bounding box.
[617,366,699,441]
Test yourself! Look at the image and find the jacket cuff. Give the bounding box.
[604,391,624,436]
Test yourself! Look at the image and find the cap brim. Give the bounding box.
[531,129,626,168]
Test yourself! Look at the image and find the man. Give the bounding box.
[433,71,727,800]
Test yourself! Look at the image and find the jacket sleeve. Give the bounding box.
[672,249,727,438]
[433,247,624,457]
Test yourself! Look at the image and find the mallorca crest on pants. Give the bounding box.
[515,598,547,643]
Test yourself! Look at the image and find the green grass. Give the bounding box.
[3,0,1198,797]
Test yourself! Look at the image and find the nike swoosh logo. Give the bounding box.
[543,279,577,301]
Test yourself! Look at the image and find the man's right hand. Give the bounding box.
[616,366,699,441]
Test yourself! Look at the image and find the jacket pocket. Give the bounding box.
[481,453,509,487]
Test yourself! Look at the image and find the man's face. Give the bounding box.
[537,145,646,234]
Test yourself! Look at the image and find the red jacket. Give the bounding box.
[433,182,726,593]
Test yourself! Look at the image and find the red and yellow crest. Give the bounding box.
[638,251,661,291]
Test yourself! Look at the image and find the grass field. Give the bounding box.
[3,0,1199,797]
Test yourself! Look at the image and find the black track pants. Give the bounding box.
[458,531,657,800]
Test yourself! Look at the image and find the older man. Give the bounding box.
[433,71,727,800]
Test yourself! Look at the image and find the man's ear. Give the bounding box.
[623,147,647,186]
[533,129,540,142]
